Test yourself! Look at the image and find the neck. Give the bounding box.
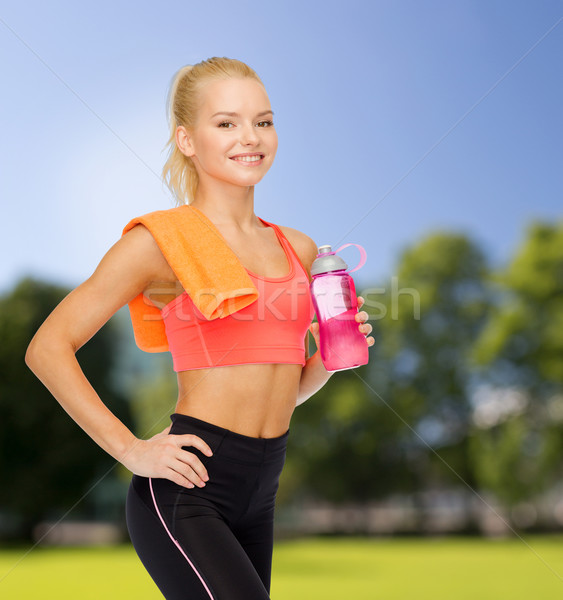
[190,180,259,232]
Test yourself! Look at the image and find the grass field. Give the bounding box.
[1,536,562,599]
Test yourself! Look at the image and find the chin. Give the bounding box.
[231,171,270,186]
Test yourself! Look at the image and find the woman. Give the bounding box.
[25,57,374,599]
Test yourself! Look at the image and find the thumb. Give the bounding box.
[309,322,320,344]
[155,424,172,438]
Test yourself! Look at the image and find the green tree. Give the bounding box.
[0,277,133,540]
[379,233,492,493]
[469,221,563,513]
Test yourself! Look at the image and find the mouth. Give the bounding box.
[229,153,265,163]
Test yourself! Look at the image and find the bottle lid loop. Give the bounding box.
[333,243,367,273]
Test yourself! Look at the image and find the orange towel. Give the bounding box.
[121,204,259,353]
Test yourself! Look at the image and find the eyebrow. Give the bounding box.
[210,110,274,119]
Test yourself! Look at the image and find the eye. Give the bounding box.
[218,121,234,128]
[257,120,274,128]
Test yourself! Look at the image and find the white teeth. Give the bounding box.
[232,155,262,162]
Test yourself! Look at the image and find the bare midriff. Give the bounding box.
[175,362,304,438]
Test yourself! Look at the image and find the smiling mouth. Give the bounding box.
[229,154,265,162]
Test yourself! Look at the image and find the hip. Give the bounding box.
[132,413,289,527]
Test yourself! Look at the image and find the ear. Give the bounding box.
[176,125,196,158]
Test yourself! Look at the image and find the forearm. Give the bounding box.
[25,340,137,465]
[296,350,334,406]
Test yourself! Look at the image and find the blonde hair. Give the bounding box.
[161,56,265,206]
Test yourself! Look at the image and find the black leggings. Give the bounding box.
[126,413,288,599]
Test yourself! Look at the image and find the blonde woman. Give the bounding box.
[26,56,374,599]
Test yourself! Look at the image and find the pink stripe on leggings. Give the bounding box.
[149,477,214,599]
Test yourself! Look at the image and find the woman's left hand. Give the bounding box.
[308,296,375,348]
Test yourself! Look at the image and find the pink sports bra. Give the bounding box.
[160,218,315,372]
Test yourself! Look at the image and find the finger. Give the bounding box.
[177,433,213,457]
[357,295,364,308]
[165,467,195,489]
[366,336,375,346]
[150,425,172,442]
[181,452,209,487]
[176,449,209,484]
[355,310,369,322]
[187,455,209,485]
[178,459,208,488]
[309,322,320,343]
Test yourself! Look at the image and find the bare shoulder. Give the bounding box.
[120,223,175,281]
[82,223,177,305]
[120,224,180,304]
[277,224,319,277]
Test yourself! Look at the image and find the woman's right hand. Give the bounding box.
[123,425,213,489]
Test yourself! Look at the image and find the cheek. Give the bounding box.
[197,132,229,162]
[268,131,279,154]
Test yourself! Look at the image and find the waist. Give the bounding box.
[169,413,289,463]
[175,363,302,438]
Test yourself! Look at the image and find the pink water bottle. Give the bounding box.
[310,243,369,372]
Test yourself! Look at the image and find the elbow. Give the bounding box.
[25,336,46,373]
[25,332,71,373]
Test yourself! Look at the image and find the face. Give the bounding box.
[177,77,278,188]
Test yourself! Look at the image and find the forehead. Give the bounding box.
[198,78,270,115]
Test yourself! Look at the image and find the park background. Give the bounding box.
[1,0,562,597]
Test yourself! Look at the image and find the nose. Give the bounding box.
[239,122,260,146]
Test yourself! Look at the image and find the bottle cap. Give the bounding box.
[310,245,348,276]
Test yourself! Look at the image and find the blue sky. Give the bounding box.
[1,0,561,294]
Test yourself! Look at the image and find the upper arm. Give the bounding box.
[27,224,168,355]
